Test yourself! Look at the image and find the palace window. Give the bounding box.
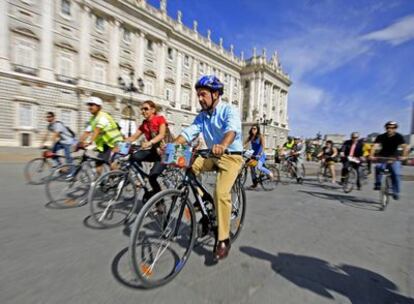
[15,38,36,68]
[92,61,106,83]
[167,48,174,61]
[183,55,190,68]
[18,103,35,128]
[61,0,71,16]
[58,52,73,76]
[147,40,153,52]
[123,28,131,44]
[95,16,105,32]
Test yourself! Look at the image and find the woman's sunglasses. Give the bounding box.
[141,107,150,112]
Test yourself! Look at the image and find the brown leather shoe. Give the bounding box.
[214,239,231,260]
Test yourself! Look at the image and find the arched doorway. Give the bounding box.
[119,106,137,137]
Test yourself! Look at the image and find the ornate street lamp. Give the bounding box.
[257,113,273,136]
[118,69,145,136]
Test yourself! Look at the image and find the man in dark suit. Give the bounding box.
[340,132,364,189]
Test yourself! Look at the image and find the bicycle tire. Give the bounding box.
[317,166,324,184]
[129,189,197,288]
[343,169,356,193]
[24,158,54,185]
[260,165,280,191]
[89,170,139,228]
[45,164,91,208]
[230,179,246,242]
[380,175,391,211]
[240,166,248,187]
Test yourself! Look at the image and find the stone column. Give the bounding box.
[0,0,9,71]
[175,51,182,106]
[40,0,54,80]
[108,19,121,86]
[228,75,234,104]
[248,77,255,122]
[191,58,198,111]
[78,4,91,82]
[135,32,145,80]
[157,40,166,98]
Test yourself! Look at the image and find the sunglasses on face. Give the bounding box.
[141,107,150,112]
[46,116,53,119]
[386,126,396,129]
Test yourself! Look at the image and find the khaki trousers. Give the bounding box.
[192,155,244,241]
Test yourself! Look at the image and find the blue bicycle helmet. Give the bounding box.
[195,75,224,96]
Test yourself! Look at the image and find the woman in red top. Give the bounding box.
[126,100,167,196]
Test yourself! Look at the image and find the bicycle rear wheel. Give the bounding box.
[24,158,54,185]
[380,176,391,211]
[260,165,280,191]
[230,180,246,242]
[89,170,139,228]
[129,189,196,288]
[343,169,356,193]
[45,164,91,208]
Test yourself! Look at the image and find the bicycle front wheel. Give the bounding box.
[45,164,90,208]
[380,176,391,211]
[260,165,280,191]
[230,180,246,242]
[89,170,139,228]
[24,158,54,185]
[343,169,356,193]
[129,189,196,288]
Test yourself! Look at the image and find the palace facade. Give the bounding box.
[0,0,291,150]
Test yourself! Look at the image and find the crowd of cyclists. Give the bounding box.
[36,74,410,264]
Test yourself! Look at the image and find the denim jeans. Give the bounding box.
[251,154,271,184]
[52,142,73,166]
[375,161,401,194]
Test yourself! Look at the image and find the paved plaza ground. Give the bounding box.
[1,155,413,304]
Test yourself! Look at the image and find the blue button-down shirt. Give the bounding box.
[181,101,243,152]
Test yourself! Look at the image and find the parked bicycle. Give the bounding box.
[24,148,65,185]
[128,148,246,288]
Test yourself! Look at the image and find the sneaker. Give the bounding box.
[373,185,381,191]
[297,177,303,184]
[268,172,274,181]
[65,174,74,181]
[392,193,400,200]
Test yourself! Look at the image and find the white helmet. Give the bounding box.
[86,96,103,106]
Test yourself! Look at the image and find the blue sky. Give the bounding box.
[147,0,414,138]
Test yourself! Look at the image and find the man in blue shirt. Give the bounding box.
[175,75,244,261]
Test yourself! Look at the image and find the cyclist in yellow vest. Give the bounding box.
[79,96,123,172]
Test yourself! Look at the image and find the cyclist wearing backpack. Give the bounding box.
[41,111,77,169]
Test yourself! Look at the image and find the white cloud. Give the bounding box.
[404,92,414,102]
[289,82,327,109]
[361,14,414,45]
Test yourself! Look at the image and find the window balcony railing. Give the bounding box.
[55,74,78,85]
[169,101,176,107]
[12,64,38,76]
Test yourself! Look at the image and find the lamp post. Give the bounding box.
[118,69,145,137]
[257,113,273,150]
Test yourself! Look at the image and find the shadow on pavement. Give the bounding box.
[111,247,146,289]
[299,190,382,211]
[240,246,414,304]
